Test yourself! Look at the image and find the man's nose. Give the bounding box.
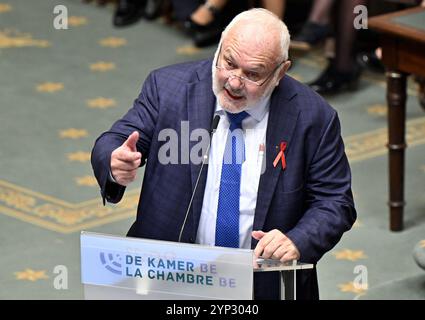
[228,74,244,90]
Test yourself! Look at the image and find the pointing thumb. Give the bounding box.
[123,131,139,152]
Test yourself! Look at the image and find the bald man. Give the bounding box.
[91,8,356,299]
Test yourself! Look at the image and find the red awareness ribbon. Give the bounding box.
[273,141,287,170]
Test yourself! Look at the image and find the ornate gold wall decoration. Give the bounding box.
[338,282,368,294]
[0,180,139,233]
[86,97,116,109]
[346,117,425,162]
[99,37,127,48]
[332,249,367,261]
[0,3,12,13]
[68,16,87,27]
[0,29,49,48]
[14,269,48,282]
[75,176,98,187]
[367,104,387,116]
[36,82,63,93]
[176,45,201,55]
[90,61,116,72]
[59,128,88,139]
[67,151,91,162]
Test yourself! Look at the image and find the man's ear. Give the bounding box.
[279,60,291,79]
[275,60,291,86]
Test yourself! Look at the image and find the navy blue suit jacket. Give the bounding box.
[91,59,356,300]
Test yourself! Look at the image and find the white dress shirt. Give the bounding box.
[196,97,270,249]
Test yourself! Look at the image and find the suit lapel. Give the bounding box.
[186,73,215,237]
[252,84,300,235]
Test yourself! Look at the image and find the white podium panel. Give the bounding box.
[81,232,253,300]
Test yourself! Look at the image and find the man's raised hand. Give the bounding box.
[110,131,142,186]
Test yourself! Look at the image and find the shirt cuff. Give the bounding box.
[108,170,117,183]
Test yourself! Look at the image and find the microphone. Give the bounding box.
[178,114,220,242]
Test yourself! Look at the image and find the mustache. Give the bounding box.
[224,83,244,97]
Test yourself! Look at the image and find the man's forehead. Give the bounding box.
[224,23,278,53]
[228,20,277,39]
[221,33,279,67]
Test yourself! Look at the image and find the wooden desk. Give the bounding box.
[369,7,425,231]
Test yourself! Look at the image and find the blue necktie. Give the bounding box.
[215,111,249,248]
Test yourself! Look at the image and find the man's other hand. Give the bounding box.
[110,131,142,186]
[252,229,300,262]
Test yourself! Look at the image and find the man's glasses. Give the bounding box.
[215,44,285,87]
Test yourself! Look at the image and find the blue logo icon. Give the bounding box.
[100,252,122,275]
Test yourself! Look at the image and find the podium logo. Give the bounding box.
[100,252,122,275]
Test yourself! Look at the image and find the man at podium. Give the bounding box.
[91,8,356,300]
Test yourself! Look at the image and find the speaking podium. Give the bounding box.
[80,232,313,300]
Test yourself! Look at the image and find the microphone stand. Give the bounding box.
[178,115,220,242]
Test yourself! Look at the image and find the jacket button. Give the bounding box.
[189,237,194,243]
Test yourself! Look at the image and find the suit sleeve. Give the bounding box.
[286,111,357,263]
[90,71,160,204]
